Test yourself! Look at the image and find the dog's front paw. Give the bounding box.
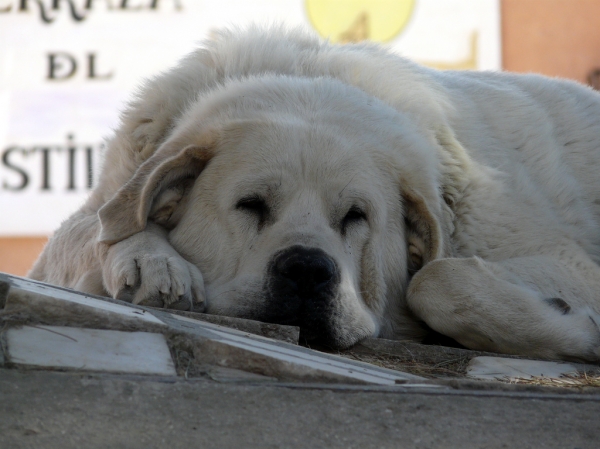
[110,254,205,312]
[101,230,205,312]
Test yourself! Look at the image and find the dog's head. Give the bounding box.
[99,76,449,348]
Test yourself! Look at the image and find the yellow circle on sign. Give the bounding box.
[305,0,415,43]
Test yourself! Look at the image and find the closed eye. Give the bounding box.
[341,206,367,234]
[236,195,269,226]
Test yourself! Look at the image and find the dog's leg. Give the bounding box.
[29,213,205,311]
[29,211,105,294]
[407,256,600,362]
[100,222,205,311]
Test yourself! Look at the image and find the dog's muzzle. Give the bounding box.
[262,245,341,343]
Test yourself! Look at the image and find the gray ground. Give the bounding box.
[1,369,599,449]
[2,273,600,448]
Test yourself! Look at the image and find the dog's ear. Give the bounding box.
[402,125,471,273]
[403,186,446,273]
[98,131,218,244]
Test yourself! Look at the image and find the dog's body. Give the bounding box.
[30,26,600,361]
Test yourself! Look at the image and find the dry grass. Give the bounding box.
[506,372,600,388]
[340,349,600,387]
[340,351,471,378]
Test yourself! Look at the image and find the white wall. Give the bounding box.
[0,0,500,235]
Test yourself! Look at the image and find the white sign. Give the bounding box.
[0,0,500,236]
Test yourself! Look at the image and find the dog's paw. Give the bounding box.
[540,309,600,363]
[408,257,600,362]
[111,255,205,312]
[101,229,205,312]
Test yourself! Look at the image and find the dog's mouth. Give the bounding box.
[206,245,368,349]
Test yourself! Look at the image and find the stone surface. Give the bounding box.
[1,272,600,448]
[341,338,600,380]
[167,310,300,344]
[0,275,9,308]
[1,369,599,449]
[0,273,424,385]
[354,337,519,365]
[5,326,176,376]
[467,356,579,381]
[2,274,165,330]
[2,273,298,343]
[201,365,278,383]
[158,311,425,385]
[338,338,509,378]
[3,272,597,386]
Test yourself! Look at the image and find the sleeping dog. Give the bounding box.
[30,26,600,361]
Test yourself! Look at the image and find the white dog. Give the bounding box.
[30,25,600,362]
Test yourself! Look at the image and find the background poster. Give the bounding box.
[0,0,500,235]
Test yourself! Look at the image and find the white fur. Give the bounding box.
[30,25,600,360]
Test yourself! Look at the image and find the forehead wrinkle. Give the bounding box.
[218,115,387,206]
[232,175,282,197]
[333,169,389,221]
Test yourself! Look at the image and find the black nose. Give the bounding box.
[273,246,337,295]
